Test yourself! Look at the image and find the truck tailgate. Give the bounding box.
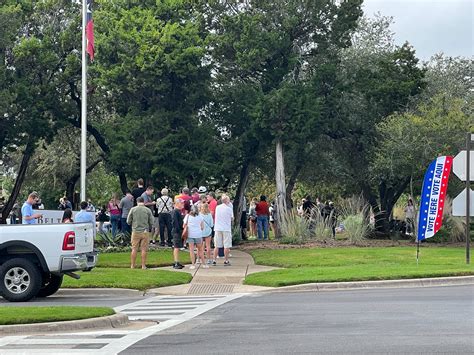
[71,223,95,254]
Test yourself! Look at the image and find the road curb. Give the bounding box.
[57,288,145,297]
[0,313,130,335]
[261,275,474,293]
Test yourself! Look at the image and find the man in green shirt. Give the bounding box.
[127,197,154,269]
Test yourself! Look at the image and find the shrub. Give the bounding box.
[232,225,242,245]
[95,231,131,248]
[279,210,312,244]
[342,213,371,243]
[338,195,373,243]
[309,210,333,241]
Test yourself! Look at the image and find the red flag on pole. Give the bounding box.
[86,0,94,61]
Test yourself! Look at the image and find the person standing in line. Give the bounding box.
[119,191,134,235]
[321,201,337,238]
[191,187,200,205]
[212,194,234,266]
[171,198,185,269]
[75,201,96,224]
[10,203,20,224]
[183,205,206,269]
[58,197,67,210]
[200,202,214,264]
[206,192,218,220]
[33,198,44,210]
[140,186,156,211]
[303,195,316,219]
[151,189,162,244]
[97,205,109,233]
[176,187,192,214]
[405,198,415,236]
[131,178,146,206]
[269,201,275,233]
[240,195,248,240]
[156,188,174,247]
[86,199,96,212]
[107,193,121,238]
[248,198,257,237]
[61,208,74,223]
[255,195,270,240]
[21,192,43,224]
[63,197,73,210]
[127,197,154,269]
[194,194,207,210]
[328,202,337,239]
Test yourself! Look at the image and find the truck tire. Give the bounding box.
[0,258,43,302]
[37,274,63,298]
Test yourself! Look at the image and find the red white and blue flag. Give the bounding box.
[417,156,453,241]
[86,0,94,61]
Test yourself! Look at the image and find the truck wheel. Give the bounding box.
[37,274,63,297]
[0,258,43,302]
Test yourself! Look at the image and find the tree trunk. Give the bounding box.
[1,141,35,224]
[233,160,251,228]
[119,171,128,194]
[275,138,287,238]
[363,177,411,234]
[65,158,102,203]
[285,154,305,209]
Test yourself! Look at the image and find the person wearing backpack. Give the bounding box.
[156,188,174,247]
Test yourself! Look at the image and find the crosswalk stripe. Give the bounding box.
[0,294,246,354]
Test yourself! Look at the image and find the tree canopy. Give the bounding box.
[1,1,472,232]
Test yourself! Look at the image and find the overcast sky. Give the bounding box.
[362,0,473,61]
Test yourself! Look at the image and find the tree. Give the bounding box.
[321,14,426,233]
[0,0,83,222]
[207,0,363,233]
[372,53,474,213]
[90,0,214,192]
[21,128,103,208]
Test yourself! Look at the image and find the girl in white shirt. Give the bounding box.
[200,202,214,264]
[183,205,206,269]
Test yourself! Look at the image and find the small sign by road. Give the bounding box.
[452,150,474,181]
[452,188,474,217]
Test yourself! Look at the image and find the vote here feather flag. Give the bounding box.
[417,156,453,241]
[86,0,94,61]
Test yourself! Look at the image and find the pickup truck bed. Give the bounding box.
[0,223,97,302]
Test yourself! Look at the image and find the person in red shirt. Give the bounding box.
[255,195,270,240]
[206,192,218,221]
[176,187,192,215]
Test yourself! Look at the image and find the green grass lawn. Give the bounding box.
[62,267,192,290]
[97,250,191,268]
[245,247,474,287]
[0,306,115,325]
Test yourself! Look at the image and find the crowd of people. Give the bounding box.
[118,180,235,270]
[297,196,338,238]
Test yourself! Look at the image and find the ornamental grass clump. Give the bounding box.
[310,209,333,241]
[339,196,373,243]
[280,210,312,244]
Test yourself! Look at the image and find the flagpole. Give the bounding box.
[80,0,87,203]
[416,239,420,266]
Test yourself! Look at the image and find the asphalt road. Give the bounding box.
[0,289,148,308]
[123,285,474,354]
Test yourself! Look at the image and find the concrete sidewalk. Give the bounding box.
[148,249,277,295]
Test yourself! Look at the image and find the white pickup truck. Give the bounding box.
[0,223,97,302]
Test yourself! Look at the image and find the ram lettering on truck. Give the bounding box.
[0,223,97,302]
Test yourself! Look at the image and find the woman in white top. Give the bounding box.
[183,205,206,269]
[404,198,415,236]
[199,202,214,263]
